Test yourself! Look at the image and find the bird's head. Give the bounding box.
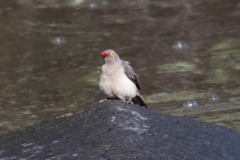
[101,49,120,63]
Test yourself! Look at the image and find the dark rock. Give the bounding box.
[0,100,240,160]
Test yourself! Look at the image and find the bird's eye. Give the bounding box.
[110,51,115,56]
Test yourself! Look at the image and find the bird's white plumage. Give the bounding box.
[99,60,138,100]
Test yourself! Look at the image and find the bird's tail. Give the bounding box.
[132,93,147,108]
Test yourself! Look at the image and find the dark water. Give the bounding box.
[0,0,240,133]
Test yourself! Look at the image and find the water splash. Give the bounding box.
[183,100,198,108]
[51,36,66,45]
[173,40,189,51]
[208,96,220,102]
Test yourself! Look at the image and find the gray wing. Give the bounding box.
[122,61,141,90]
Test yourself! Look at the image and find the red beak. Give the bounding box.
[101,51,109,57]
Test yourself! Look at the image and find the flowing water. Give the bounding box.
[0,0,240,133]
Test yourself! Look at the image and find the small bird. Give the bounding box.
[99,49,147,108]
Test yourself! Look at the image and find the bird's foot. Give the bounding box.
[121,99,134,105]
[99,97,117,103]
[99,99,108,103]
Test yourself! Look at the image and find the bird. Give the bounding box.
[99,49,147,108]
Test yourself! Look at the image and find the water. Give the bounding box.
[0,0,240,133]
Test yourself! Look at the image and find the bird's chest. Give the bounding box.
[99,64,136,96]
[100,65,124,88]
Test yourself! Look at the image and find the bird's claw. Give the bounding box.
[121,99,134,105]
[99,99,109,103]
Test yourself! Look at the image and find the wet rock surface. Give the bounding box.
[0,100,240,160]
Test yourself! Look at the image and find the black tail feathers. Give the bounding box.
[132,94,147,108]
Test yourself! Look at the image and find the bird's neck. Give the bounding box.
[102,60,123,75]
